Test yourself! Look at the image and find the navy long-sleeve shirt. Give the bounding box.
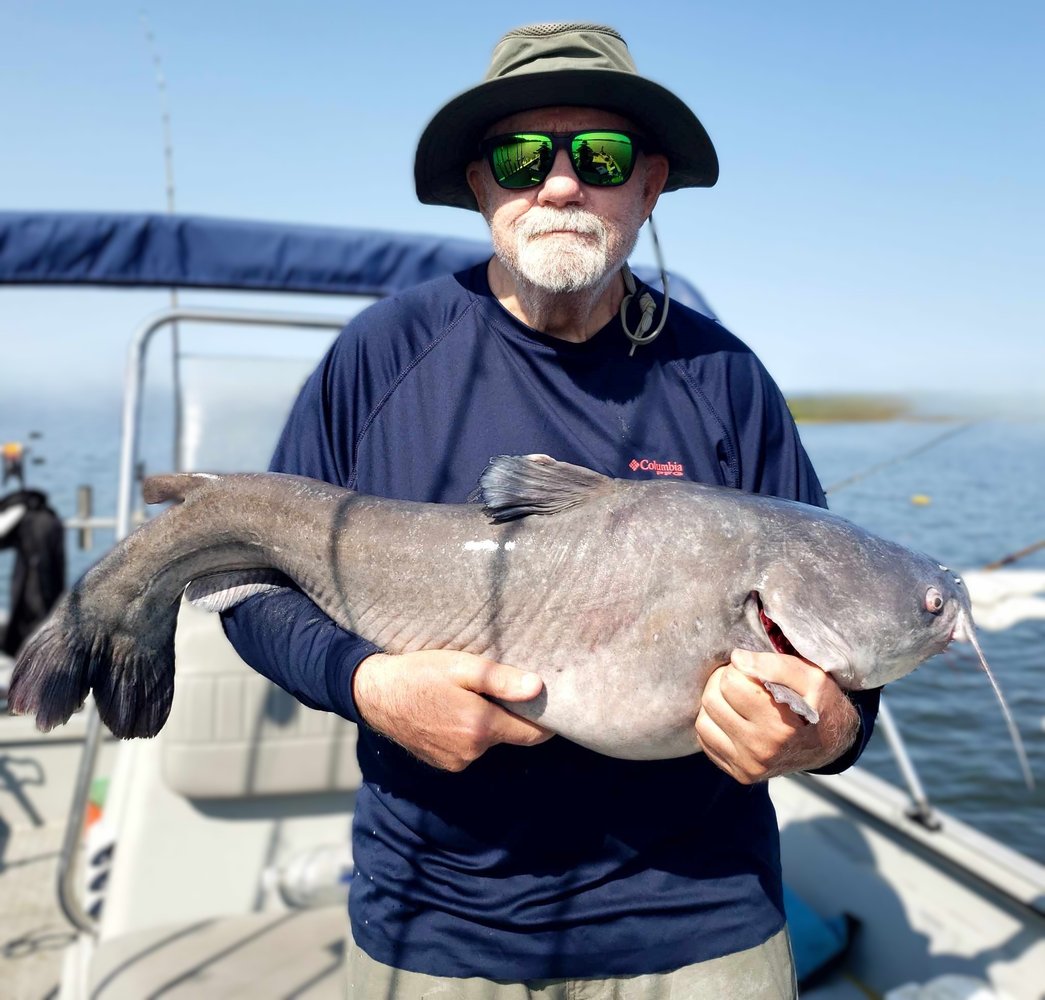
[223,262,879,979]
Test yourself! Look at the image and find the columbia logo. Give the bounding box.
[629,458,685,477]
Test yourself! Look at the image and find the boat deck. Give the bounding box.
[1,709,116,1000]
[1,818,71,999]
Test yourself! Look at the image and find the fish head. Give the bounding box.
[751,531,971,691]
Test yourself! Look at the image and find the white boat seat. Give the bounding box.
[92,599,361,939]
[165,600,362,799]
[88,905,345,999]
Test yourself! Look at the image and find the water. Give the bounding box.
[800,419,1045,863]
[0,389,176,591]
[2,401,1044,863]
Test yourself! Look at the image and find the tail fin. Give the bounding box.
[8,595,174,739]
[10,471,219,739]
[7,603,91,732]
[142,472,218,507]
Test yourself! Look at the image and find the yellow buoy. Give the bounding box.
[910,494,932,506]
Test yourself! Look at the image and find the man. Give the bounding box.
[224,22,879,999]
[0,485,65,658]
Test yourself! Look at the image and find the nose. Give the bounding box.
[536,148,584,207]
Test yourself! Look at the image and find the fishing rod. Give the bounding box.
[982,538,1045,571]
[139,10,182,472]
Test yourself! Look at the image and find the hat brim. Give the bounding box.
[415,69,719,211]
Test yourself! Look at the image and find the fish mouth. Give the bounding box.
[748,591,855,684]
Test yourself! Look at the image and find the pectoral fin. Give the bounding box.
[763,681,820,725]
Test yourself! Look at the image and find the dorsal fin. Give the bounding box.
[477,455,614,524]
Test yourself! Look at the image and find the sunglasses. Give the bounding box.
[479,130,643,190]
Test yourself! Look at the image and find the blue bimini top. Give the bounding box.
[0,210,715,315]
[223,262,880,981]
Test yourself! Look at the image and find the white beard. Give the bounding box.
[495,206,636,294]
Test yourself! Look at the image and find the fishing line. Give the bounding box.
[827,421,1043,568]
[824,420,977,495]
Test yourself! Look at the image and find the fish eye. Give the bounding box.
[925,587,944,614]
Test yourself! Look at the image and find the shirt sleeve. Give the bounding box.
[220,333,380,725]
[726,347,880,773]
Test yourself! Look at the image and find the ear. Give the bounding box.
[465,160,490,215]
[640,153,670,219]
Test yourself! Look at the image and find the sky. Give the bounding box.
[1,1,1043,410]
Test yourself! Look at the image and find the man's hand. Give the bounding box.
[695,649,860,784]
[352,650,554,771]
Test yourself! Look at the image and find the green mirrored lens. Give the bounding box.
[490,134,554,189]
[570,132,635,186]
[484,131,639,190]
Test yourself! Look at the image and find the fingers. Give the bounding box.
[450,655,544,703]
[352,649,551,772]
[693,668,742,776]
[728,649,835,722]
[480,699,554,749]
[695,664,760,781]
[445,654,553,754]
[696,651,858,783]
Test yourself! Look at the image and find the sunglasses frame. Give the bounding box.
[478,130,645,191]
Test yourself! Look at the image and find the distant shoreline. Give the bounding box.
[787,394,943,423]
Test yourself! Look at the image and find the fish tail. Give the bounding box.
[8,603,92,732]
[8,593,174,739]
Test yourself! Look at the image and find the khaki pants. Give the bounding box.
[346,926,796,999]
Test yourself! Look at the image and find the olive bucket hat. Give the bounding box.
[414,22,719,211]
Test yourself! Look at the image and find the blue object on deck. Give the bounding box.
[783,884,853,985]
[0,211,717,317]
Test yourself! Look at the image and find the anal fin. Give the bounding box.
[185,570,293,612]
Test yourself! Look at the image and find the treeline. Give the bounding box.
[786,394,914,423]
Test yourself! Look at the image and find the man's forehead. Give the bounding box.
[484,105,639,137]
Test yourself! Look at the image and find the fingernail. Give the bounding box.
[732,649,752,670]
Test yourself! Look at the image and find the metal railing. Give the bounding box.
[57,304,346,935]
[875,695,940,830]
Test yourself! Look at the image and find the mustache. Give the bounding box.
[516,208,607,240]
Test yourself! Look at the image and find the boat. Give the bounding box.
[1,211,1042,999]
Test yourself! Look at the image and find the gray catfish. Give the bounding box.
[6,455,1031,780]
